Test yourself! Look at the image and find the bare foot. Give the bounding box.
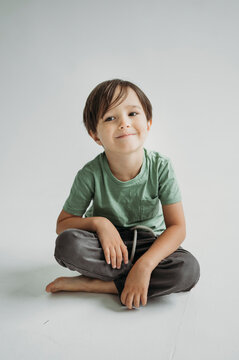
[45,275,118,294]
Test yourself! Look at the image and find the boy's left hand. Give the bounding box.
[120,263,151,309]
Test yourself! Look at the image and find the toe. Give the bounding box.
[46,281,57,293]
[45,283,52,292]
[46,277,64,293]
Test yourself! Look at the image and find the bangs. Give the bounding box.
[98,84,129,120]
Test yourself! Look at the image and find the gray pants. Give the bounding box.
[54,226,200,306]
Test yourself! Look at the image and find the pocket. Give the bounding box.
[140,196,160,221]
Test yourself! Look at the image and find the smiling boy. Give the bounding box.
[89,86,151,182]
[45,79,200,310]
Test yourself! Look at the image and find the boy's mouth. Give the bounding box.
[116,133,136,138]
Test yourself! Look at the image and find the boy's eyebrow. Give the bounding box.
[126,105,142,109]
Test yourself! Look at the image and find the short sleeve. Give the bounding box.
[63,167,94,216]
[158,158,182,205]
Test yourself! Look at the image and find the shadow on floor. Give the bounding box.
[1,264,189,311]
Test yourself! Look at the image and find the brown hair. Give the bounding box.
[83,79,152,135]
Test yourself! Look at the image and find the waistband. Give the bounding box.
[116,225,156,234]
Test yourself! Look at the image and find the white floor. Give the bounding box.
[1,0,239,359]
[1,224,238,360]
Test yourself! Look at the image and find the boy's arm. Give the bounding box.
[56,209,105,235]
[135,201,186,272]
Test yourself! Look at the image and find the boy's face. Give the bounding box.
[90,86,152,155]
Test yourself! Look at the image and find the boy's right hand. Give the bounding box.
[96,218,129,269]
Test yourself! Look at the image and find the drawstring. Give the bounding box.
[128,225,156,262]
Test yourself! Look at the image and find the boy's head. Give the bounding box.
[83,78,152,132]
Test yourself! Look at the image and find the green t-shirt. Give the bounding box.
[63,147,182,236]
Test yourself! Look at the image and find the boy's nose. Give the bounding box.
[118,117,131,129]
[119,123,131,129]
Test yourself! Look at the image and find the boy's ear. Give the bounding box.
[89,130,103,146]
[147,119,152,131]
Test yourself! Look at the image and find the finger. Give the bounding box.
[134,294,141,308]
[110,247,117,268]
[120,291,126,305]
[141,293,147,306]
[125,293,134,310]
[115,246,123,269]
[104,247,111,264]
[121,244,129,264]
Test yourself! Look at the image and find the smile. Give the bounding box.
[116,134,136,138]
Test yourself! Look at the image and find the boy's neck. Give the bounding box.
[104,147,144,182]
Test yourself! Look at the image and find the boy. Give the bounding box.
[45,79,200,310]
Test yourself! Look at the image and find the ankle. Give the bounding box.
[91,279,118,294]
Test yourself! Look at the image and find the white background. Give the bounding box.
[0,1,238,359]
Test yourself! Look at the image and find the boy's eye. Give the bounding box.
[105,112,138,122]
[105,116,115,122]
